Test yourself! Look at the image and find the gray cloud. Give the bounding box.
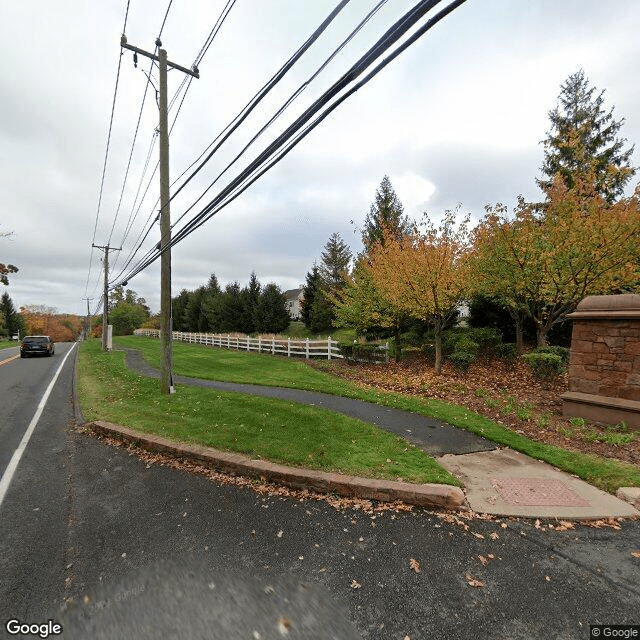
[1,0,639,316]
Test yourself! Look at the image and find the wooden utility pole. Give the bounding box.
[81,297,93,340]
[120,35,199,394]
[92,244,120,351]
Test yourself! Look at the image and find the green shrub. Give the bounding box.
[338,342,387,363]
[472,326,502,351]
[449,351,476,373]
[495,342,518,363]
[522,352,565,380]
[534,345,570,364]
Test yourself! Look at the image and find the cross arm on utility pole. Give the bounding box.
[120,34,199,394]
[120,35,200,79]
[92,244,121,351]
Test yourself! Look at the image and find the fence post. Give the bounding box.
[305,338,309,359]
[272,337,275,355]
[328,336,332,360]
[385,341,389,363]
[258,335,262,353]
[287,338,291,358]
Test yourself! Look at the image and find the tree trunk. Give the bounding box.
[536,324,548,348]
[394,325,402,362]
[434,316,443,374]
[514,316,524,356]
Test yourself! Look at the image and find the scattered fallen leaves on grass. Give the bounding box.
[409,558,421,573]
[312,355,640,466]
[350,579,362,589]
[465,575,485,588]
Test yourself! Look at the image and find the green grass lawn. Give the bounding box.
[79,339,459,486]
[0,339,18,349]
[112,335,640,493]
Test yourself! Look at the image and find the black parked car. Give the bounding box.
[20,335,55,358]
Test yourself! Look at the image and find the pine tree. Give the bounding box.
[301,264,321,329]
[0,292,23,337]
[362,175,411,249]
[239,271,261,334]
[254,283,290,334]
[319,232,352,290]
[538,70,635,202]
[218,282,244,332]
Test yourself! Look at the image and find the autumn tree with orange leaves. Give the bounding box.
[471,150,640,348]
[366,209,471,373]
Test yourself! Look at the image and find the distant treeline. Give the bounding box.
[171,272,291,335]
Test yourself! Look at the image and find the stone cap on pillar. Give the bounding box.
[567,294,640,320]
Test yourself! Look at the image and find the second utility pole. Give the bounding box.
[120,35,199,394]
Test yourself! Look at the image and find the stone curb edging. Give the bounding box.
[88,421,467,511]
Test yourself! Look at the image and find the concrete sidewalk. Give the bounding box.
[114,346,639,520]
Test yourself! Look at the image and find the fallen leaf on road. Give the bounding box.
[409,558,421,573]
[584,518,622,530]
[465,575,485,588]
[350,579,362,589]
[478,554,495,566]
[631,551,640,558]
[490,532,499,540]
[277,530,283,538]
[472,532,485,539]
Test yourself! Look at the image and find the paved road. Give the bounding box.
[0,345,638,638]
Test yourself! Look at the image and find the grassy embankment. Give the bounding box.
[107,335,640,493]
[78,338,459,486]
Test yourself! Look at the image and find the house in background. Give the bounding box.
[284,286,304,320]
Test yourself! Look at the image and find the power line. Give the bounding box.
[111,0,238,283]
[84,0,130,297]
[115,0,466,285]
[173,0,450,242]
[172,0,390,229]
[106,0,174,249]
[112,0,354,284]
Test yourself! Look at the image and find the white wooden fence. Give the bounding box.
[134,328,348,360]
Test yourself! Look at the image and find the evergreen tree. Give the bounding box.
[184,286,208,331]
[171,289,191,332]
[301,264,321,329]
[362,175,411,249]
[254,283,290,334]
[309,291,333,334]
[0,292,23,337]
[319,232,352,290]
[218,282,244,332]
[538,70,636,202]
[238,271,261,334]
[202,273,222,331]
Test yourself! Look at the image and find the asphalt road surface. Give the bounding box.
[0,343,638,639]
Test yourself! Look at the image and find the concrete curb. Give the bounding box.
[88,421,467,511]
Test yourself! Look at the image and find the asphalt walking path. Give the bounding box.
[110,347,639,520]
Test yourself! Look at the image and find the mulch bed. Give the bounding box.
[311,354,640,466]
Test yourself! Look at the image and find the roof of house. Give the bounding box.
[284,288,304,301]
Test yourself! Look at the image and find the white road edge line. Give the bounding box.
[0,343,77,509]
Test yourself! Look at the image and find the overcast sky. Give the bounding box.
[1,0,639,316]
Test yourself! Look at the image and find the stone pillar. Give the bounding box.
[561,294,640,430]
